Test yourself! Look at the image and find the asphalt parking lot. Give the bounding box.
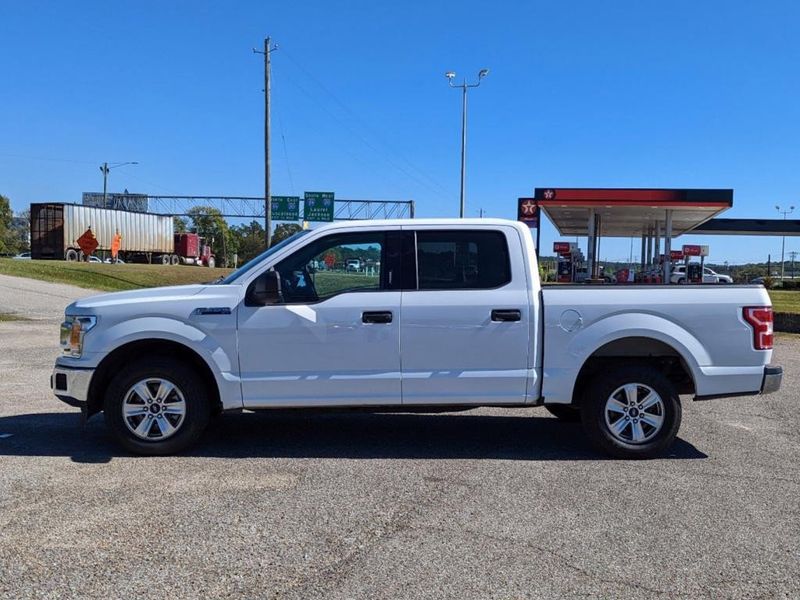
[0,273,798,599]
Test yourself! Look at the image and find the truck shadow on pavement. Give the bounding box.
[0,410,708,463]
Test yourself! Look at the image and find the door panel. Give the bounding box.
[237,229,402,407]
[238,292,401,407]
[399,227,531,405]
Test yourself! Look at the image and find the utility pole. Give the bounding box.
[254,37,278,247]
[101,162,109,206]
[99,161,138,207]
[790,251,798,279]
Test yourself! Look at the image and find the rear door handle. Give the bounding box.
[362,311,393,324]
[491,309,521,322]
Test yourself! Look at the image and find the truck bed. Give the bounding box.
[540,283,773,402]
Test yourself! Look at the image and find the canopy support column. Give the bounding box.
[663,209,673,283]
[640,234,647,272]
[586,208,596,282]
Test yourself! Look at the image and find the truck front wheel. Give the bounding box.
[103,358,210,455]
[580,366,681,459]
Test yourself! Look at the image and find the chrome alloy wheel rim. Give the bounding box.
[604,383,665,444]
[122,378,186,441]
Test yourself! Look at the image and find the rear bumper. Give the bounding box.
[51,365,94,408]
[761,365,783,395]
[694,365,782,401]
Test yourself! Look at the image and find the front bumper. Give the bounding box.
[761,365,783,395]
[51,365,94,408]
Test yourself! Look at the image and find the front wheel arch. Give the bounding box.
[87,339,221,419]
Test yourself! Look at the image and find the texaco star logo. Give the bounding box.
[521,200,537,216]
[543,189,556,200]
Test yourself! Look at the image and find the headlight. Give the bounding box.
[60,315,97,358]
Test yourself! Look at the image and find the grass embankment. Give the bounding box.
[0,259,233,292]
[767,290,800,315]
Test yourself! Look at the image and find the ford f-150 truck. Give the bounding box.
[52,219,782,458]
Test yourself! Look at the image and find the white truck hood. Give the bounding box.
[66,284,235,313]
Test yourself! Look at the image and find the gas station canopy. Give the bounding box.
[534,188,733,237]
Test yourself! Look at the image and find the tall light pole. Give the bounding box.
[254,37,278,247]
[776,204,795,281]
[445,68,489,218]
[100,161,138,206]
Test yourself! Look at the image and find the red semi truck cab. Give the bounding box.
[174,233,215,267]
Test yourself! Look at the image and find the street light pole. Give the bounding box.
[100,161,138,206]
[445,69,489,218]
[776,204,795,281]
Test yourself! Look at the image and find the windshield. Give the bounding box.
[220,230,311,284]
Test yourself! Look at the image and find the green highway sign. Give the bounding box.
[271,196,300,220]
[303,191,335,222]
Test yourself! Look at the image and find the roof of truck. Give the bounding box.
[311,218,522,231]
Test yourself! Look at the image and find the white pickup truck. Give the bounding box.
[52,218,782,458]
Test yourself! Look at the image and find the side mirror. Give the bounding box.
[246,270,282,306]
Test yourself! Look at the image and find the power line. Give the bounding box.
[276,110,295,194]
[278,73,425,199]
[280,49,454,200]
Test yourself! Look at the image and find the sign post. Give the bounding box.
[304,192,335,222]
[517,197,540,257]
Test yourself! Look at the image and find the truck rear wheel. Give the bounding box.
[170,254,180,266]
[103,357,210,455]
[545,404,582,422]
[160,254,170,265]
[65,248,79,262]
[580,366,681,459]
[206,256,215,268]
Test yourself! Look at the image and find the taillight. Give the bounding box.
[743,306,773,350]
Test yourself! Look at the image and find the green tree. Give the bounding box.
[230,220,266,264]
[272,223,302,246]
[7,209,30,253]
[186,206,236,267]
[0,195,13,254]
[173,216,188,233]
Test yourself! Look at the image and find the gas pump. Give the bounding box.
[687,263,702,283]
[682,244,710,284]
[553,242,584,282]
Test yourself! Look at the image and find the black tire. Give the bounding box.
[677,278,686,285]
[103,357,210,455]
[580,365,681,459]
[160,254,170,265]
[545,404,582,422]
[170,254,180,266]
[206,256,216,268]
[65,248,79,262]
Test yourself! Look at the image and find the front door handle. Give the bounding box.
[363,311,393,324]
[491,309,521,322]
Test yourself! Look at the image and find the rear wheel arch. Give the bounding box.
[571,336,696,405]
[87,339,222,418]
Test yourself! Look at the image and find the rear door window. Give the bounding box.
[415,230,511,290]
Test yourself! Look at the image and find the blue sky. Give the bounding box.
[2,0,799,264]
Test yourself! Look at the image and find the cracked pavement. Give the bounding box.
[0,273,798,598]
